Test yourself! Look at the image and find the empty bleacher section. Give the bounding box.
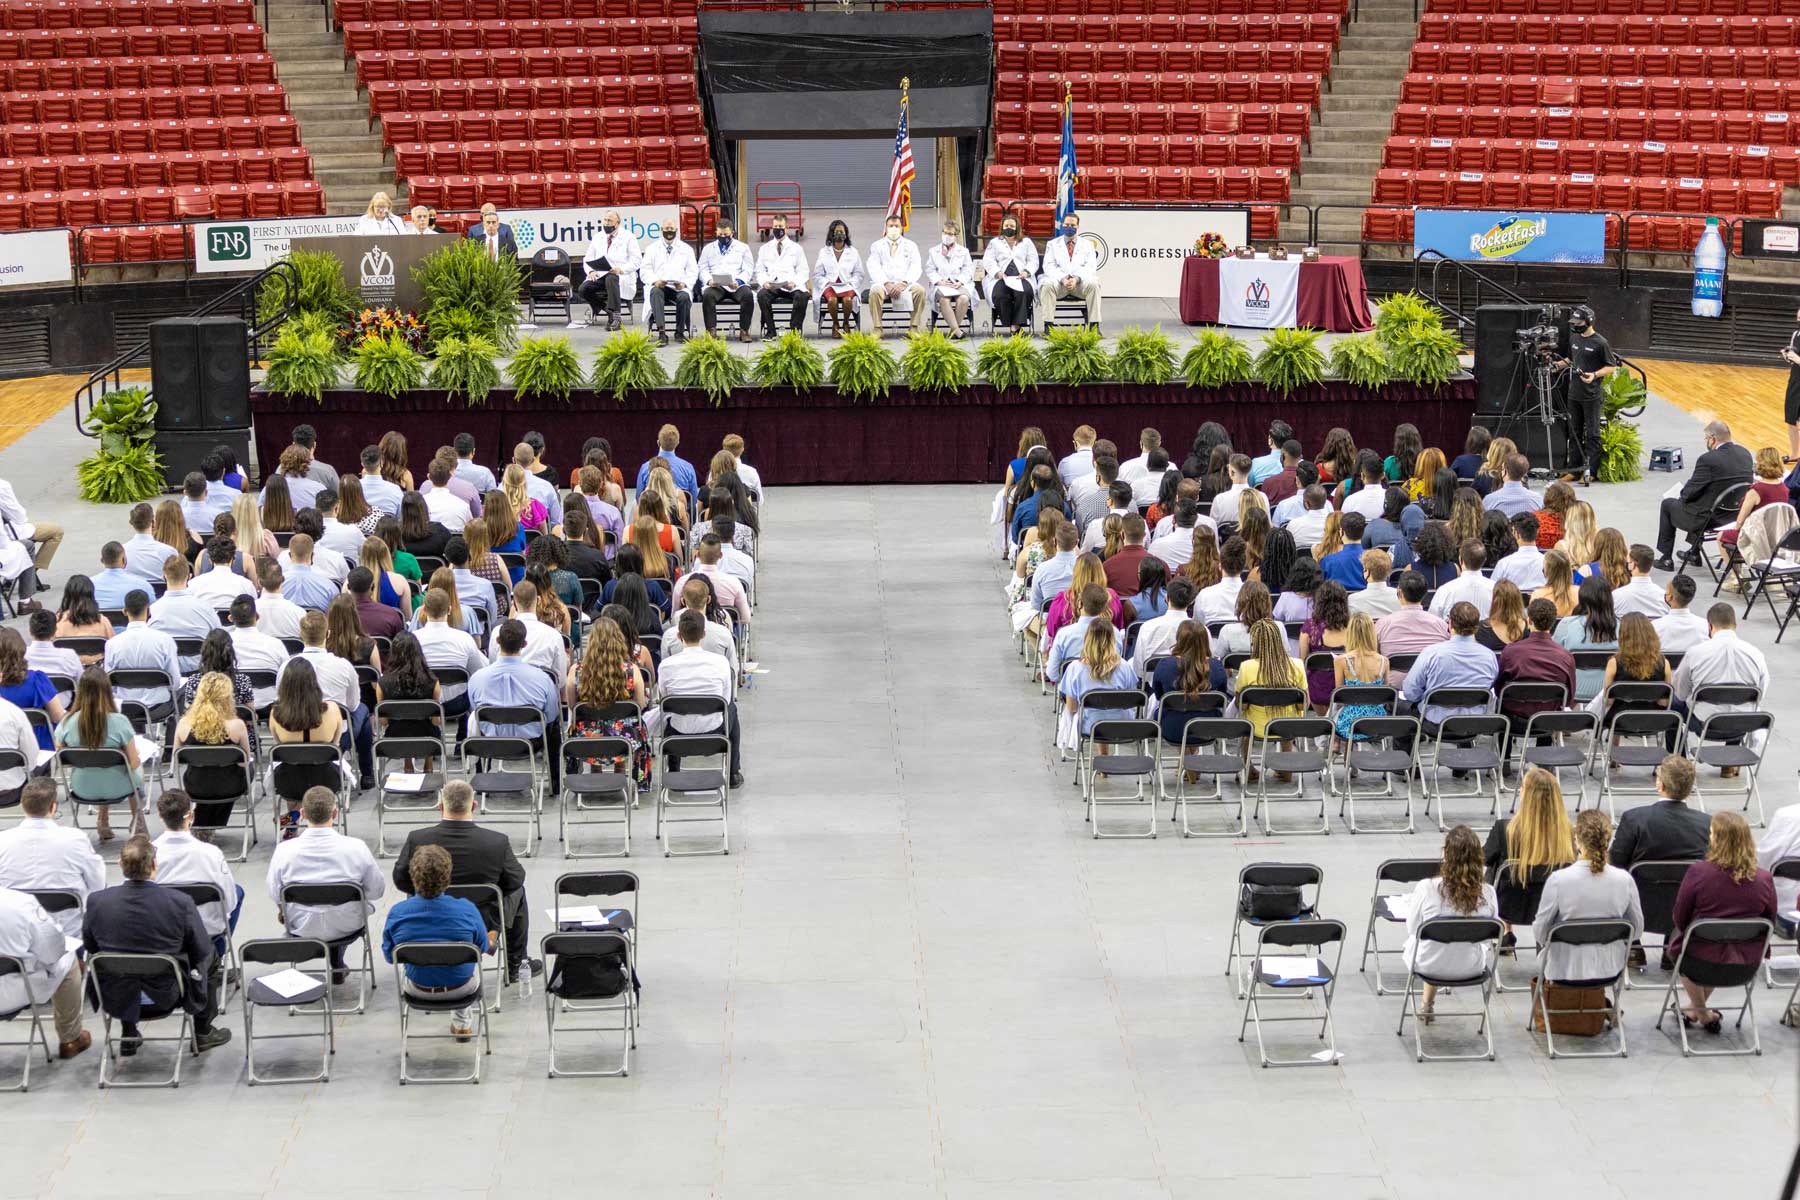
[0,0,324,262]
[1366,0,1800,251]
[981,0,1351,240]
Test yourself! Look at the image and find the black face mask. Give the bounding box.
[662,234,676,245]
[717,236,732,249]
[830,233,846,246]
[773,228,785,240]
[1003,226,1018,237]
[1062,225,1077,238]
[603,223,616,234]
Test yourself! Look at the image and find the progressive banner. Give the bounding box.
[1412,209,1607,265]
[1076,206,1251,298]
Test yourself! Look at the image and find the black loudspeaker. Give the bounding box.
[155,430,251,489]
[1472,304,1538,418]
[149,316,250,431]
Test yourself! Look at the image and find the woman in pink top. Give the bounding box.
[1720,447,1790,547]
[1044,553,1122,645]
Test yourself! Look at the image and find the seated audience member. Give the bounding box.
[1337,453,1387,521]
[1482,768,1574,937]
[392,779,537,989]
[421,458,474,534]
[1298,581,1351,711]
[313,490,364,560]
[1532,809,1644,984]
[1652,575,1707,654]
[452,433,498,495]
[1553,577,1620,703]
[101,589,180,717]
[150,789,243,954]
[1247,420,1291,486]
[25,609,80,685]
[123,501,178,582]
[559,507,614,583]
[1477,580,1528,653]
[1009,464,1061,549]
[413,588,488,719]
[1480,510,1519,576]
[1057,425,1096,491]
[661,579,739,675]
[1127,557,1170,624]
[1271,558,1320,623]
[1409,522,1458,590]
[1482,453,1540,519]
[1349,549,1399,620]
[0,628,60,750]
[1271,461,1318,527]
[1613,544,1670,619]
[1207,455,1253,527]
[382,842,490,1040]
[0,779,104,933]
[187,538,255,609]
[1532,550,1578,618]
[0,881,88,1058]
[692,536,750,625]
[268,658,348,834]
[1312,426,1355,490]
[1284,486,1330,549]
[443,536,501,632]
[1061,618,1140,740]
[1429,539,1493,619]
[90,542,142,610]
[1047,554,1119,647]
[357,537,412,618]
[1384,425,1422,485]
[1490,512,1548,591]
[1534,480,1576,549]
[507,581,569,687]
[287,510,350,584]
[1668,812,1779,1030]
[1611,755,1712,874]
[82,834,231,1053]
[357,444,404,517]
[1670,603,1768,737]
[1215,580,1271,660]
[1144,471,1192,533]
[1718,446,1789,557]
[1403,824,1499,1022]
[1149,620,1224,743]
[1497,599,1576,728]
[1147,500,1209,570]
[658,610,743,785]
[1257,440,1303,506]
[1128,448,1172,511]
[1318,514,1369,591]
[1253,528,1296,597]
[1103,515,1150,597]
[399,492,454,564]
[255,562,307,640]
[468,618,564,785]
[1361,488,1415,570]
[278,535,341,612]
[148,556,222,660]
[1082,482,1137,553]
[154,498,200,567]
[1597,614,1671,726]
[1197,536,1246,622]
[1050,585,1122,683]
[348,567,405,640]
[1654,420,1754,571]
[1234,620,1306,762]
[1757,802,1800,933]
[1450,426,1491,488]
[268,784,385,980]
[1401,601,1497,731]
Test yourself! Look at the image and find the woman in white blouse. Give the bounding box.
[1404,824,1499,1021]
[1532,810,1645,983]
[355,191,410,236]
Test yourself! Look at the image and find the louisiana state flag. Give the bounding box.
[1055,89,1078,224]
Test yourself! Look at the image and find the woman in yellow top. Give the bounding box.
[1404,447,1446,503]
[1234,618,1306,781]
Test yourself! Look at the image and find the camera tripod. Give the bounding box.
[1495,349,1577,482]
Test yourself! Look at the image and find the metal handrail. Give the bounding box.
[72,258,299,438]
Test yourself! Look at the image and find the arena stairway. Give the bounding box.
[262,0,398,213]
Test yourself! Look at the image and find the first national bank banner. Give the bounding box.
[1412,209,1607,265]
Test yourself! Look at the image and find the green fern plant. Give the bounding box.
[427,333,501,406]
[259,248,358,325]
[264,329,344,401]
[1042,325,1110,387]
[899,330,971,394]
[80,386,157,456]
[77,442,164,504]
[1253,327,1327,395]
[1373,291,1442,347]
[414,238,523,350]
[976,332,1044,393]
[352,334,425,398]
[1386,322,1464,387]
[1598,415,1645,483]
[1110,326,1177,386]
[427,306,492,350]
[506,333,582,402]
[280,309,347,351]
[1180,329,1254,390]
[589,330,669,401]
[674,333,748,405]
[827,331,899,400]
[1327,333,1392,389]
[751,330,826,390]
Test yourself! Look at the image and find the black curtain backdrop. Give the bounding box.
[252,379,1478,486]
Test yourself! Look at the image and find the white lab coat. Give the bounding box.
[697,238,756,289]
[926,241,977,303]
[638,238,698,296]
[865,236,923,290]
[354,213,411,236]
[812,244,866,308]
[0,887,75,1015]
[1041,234,1101,287]
[0,479,36,541]
[981,235,1040,302]
[755,237,810,292]
[0,520,29,583]
[581,228,641,302]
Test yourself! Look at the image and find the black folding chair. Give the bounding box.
[1225,862,1323,998]
[1358,858,1440,994]
[560,731,635,858]
[1531,918,1633,1059]
[0,953,52,1091]
[238,936,334,1085]
[392,942,490,1084]
[172,743,257,862]
[541,931,636,1077]
[164,881,240,1010]
[85,952,191,1088]
[1626,860,1695,990]
[1654,918,1772,1057]
[1165,711,1248,838]
[280,882,377,1015]
[1237,919,1347,1068]
[1397,916,1505,1063]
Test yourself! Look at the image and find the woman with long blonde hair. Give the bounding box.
[1404,825,1499,1019]
[1234,618,1304,742]
[1310,511,1346,561]
[172,670,254,830]
[1486,767,1575,896]
[1181,526,1222,589]
[634,488,685,564]
[154,498,197,563]
[1670,812,1780,1029]
[1048,553,1118,644]
[1480,580,1528,649]
[567,615,652,789]
[1406,446,1447,502]
[1237,487,1269,523]
[498,464,547,535]
[1332,611,1390,738]
[359,536,412,613]
[232,493,278,561]
[1531,549,1578,617]
[645,456,690,532]
[1555,501,1597,569]
[419,570,466,633]
[628,515,672,580]
[1584,526,1630,589]
[1099,513,1125,560]
[1061,612,1138,747]
[1479,435,1517,486]
[462,518,507,589]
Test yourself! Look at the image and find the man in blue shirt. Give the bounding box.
[91,542,143,610]
[202,451,242,514]
[1401,601,1498,732]
[382,843,489,1038]
[147,556,221,673]
[179,471,231,535]
[1318,512,1369,591]
[452,433,497,494]
[1028,522,1081,613]
[1247,420,1293,487]
[443,537,499,634]
[634,423,700,513]
[468,620,563,786]
[357,446,404,518]
[277,535,342,612]
[102,590,183,715]
[1481,452,1541,519]
[122,502,177,582]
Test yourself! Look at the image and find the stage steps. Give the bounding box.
[263,0,400,215]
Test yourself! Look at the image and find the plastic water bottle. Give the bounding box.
[515,960,532,1000]
[1691,217,1726,318]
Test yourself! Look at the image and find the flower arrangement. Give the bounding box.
[1192,233,1229,259]
[343,307,426,352]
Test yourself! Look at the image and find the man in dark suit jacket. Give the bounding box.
[392,780,538,981]
[81,836,231,1053]
[464,204,518,261]
[1609,754,1711,869]
[1655,419,1754,568]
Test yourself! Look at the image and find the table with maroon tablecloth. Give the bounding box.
[1178,254,1374,332]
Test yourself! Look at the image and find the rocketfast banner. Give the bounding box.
[1412,209,1607,265]
[0,228,73,288]
[195,206,681,274]
[1075,206,1251,298]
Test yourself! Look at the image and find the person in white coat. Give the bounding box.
[812,219,865,338]
[697,219,757,341]
[639,223,698,345]
[755,215,810,338]
[1037,212,1102,333]
[865,213,926,337]
[0,476,61,581]
[573,210,641,331]
[353,191,410,236]
[982,215,1039,334]
[150,790,242,950]
[0,886,87,1058]
[926,220,977,339]
[0,779,105,941]
[1756,797,1800,930]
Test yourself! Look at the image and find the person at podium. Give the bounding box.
[355,191,410,236]
[982,216,1038,336]
[465,205,517,261]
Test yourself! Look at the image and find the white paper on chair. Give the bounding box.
[1310,1049,1344,1063]
[257,968,321,1000]
[1382,893,1416,921]
[1263,956,1327,981]
[548,905,613,927]
[132,735,160,764]
[384,773,426,792]
[33,747,53,769]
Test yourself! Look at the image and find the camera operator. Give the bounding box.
[1557,305,1617,485]
[1778,304,1800,462]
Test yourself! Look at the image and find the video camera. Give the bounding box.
[1513,302,1571,359]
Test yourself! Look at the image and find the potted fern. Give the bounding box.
[263,328,344,401]
[1373,291,1441,347]
[590,330,669,401]
[352,334,426,399]
[76,386,164,503]
[1386,322,1464,386]
[506,333,583,402]
[1042,325,1110,387]
[427,333,501,406]
[976,332,1043,394]
[899,330,970,394]
[674,333,748,404]
[827,331,899,400]
[1326,333,1391,389]
[1253,327,1327,395]
[261,248,358,326]
[751,330,826,390]
[1598,369,1647,482]
[1180,329,1253,389]
[1110,326,1177,386]
[414,239,524,350]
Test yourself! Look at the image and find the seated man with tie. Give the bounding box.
[1036,212,1102,334]
[981,216,1039,335]
[697,220,757,342]
[573,210,641,332]
[465,205,518,262]
[865,213,926,338]
[638,221,698,346]
[926,220,977,340]
[754,215,809,339]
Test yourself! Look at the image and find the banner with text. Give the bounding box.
[195,206,682,274]
[1412,208,1607,264]
[1075,206,1250,297]
[1217,256,1300,328]
[0,228,73,288]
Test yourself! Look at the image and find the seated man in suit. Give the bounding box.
[1609,754,1712,969]
[465,204,518,262]
[81,835,231,1054]
[391,780,540,986]
[1654,419,1753,570]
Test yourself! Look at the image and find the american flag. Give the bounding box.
[887,87,916,231]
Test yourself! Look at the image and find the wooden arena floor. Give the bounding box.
[0,368,148,453]
[1639,358,1793,453]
